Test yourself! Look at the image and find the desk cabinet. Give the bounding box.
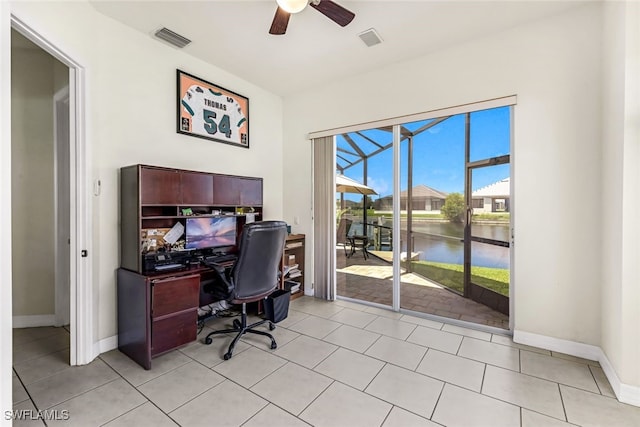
[140,166,180,205]
[180,170,214,205]
[117,268,200,370]
[212,175,262,206]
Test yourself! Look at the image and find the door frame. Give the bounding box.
[54,86,70,327]
[11,15,93,366]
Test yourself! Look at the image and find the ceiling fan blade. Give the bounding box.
[269,6,290,35]
[309,0,355,27]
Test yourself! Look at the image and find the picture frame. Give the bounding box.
[177,69,249,148]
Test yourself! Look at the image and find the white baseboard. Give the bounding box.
[597,350,640,407]
[97,334,118,355]
[513,330,601,361]
[12,315,56,328]
[514,330,640,407]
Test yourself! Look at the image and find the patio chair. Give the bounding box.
[347,233,370,260]
[345,220,370,260]
[337,217,353,257]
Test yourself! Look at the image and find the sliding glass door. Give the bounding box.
[399,115,466,315]
[463,108,511,319]
[328,101,513,329]
[335,128,396,307]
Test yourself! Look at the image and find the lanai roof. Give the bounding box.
[400,184,448,199]
[473,178,510,198]
[379,184,448,200]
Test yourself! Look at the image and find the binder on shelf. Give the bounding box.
[283,264,299,276]
[288,270,302,278]
[284,280,301,294]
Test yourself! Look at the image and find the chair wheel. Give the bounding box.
[204,337,212,345]
[223,352,232,360]
[269,322,276,331]
[271,342,277,350]
[233,319,241,329]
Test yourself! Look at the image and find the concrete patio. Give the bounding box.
[336,248,509,329]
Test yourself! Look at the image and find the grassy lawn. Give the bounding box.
[408,260,509,296]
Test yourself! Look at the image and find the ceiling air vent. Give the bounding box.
[358,28,383,47]
[154,27,191,48]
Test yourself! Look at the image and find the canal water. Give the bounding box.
[356,220,510,269]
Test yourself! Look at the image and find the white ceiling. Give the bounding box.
[90,0,587,97]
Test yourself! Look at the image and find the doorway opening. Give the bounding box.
[11,16,92,366]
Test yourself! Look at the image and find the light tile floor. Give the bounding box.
[12,297,640,427]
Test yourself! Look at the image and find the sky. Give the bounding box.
[337,106,511,201]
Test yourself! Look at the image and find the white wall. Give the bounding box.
[1,0,637,416]
[1,1,13,423]
[8,1,285,344]
[285,2,603,344]
[11,33,56,318]
[601,0,640,400]
[283,0,640,401]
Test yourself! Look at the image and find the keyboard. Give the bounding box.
[204,254,237,264]
[155,263,184,271]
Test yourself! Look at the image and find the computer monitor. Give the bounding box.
[184,216,237,250]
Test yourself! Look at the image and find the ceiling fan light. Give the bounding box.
[276,0,308,14]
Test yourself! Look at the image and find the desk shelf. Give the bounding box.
[281,234,305,300]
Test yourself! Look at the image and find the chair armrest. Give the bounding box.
[203,261,234,300]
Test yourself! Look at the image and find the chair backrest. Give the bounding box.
[230,220,288,302]
[336,218,353,244]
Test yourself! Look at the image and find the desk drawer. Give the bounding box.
[151,310,197,355]
[151,274,199,318]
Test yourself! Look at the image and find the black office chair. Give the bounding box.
[203,220,288,360]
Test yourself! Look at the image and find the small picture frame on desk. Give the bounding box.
[177,69,249,149]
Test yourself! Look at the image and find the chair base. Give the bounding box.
[347,235,369,260]
[204,303,277,360]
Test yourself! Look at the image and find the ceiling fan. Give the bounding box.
[269,0,355,35]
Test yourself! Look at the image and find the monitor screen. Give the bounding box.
[185,216,237,250]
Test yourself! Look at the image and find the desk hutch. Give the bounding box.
[117,164,303,369]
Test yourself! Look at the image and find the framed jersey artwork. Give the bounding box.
[177,69,249,148]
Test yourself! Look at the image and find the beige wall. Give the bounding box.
[11,30,56,316]
[285,2,603,343]
[2,0,14,416]
[601,0,640,395]
[1,0,638,413]
[282,1,640,399]
[8,0,285,341]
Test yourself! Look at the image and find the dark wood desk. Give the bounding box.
[117,265,211,370]
[118,240,303,369]
[118,164,266,369]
